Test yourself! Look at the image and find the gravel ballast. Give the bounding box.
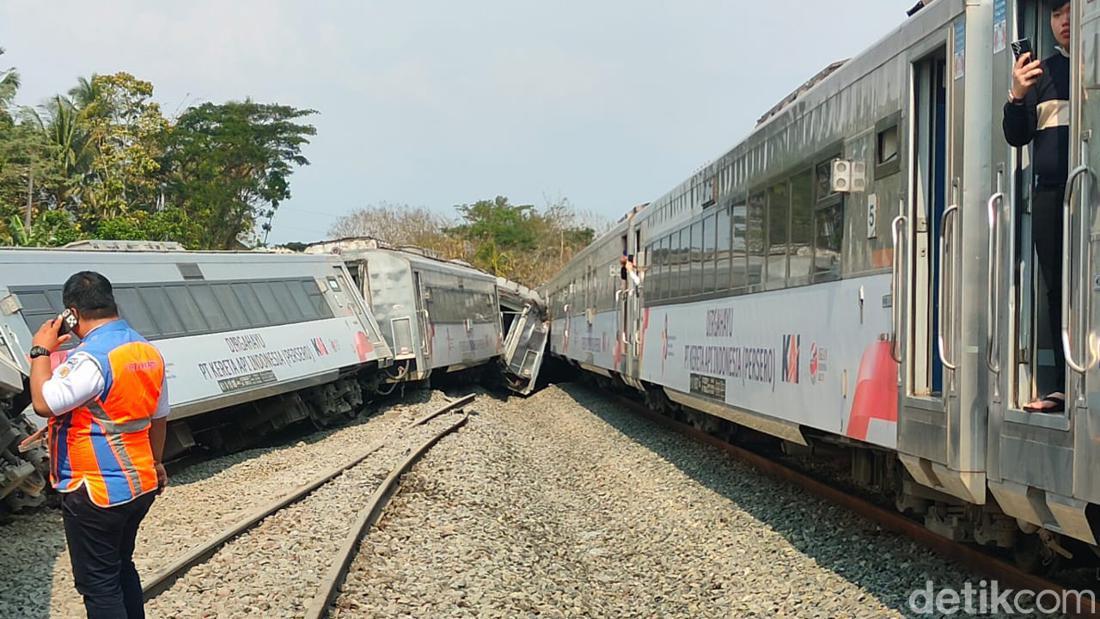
[0,389,447,619]
[333,384,995,618]
[1,382,1037,617]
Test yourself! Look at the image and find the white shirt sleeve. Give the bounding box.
[628,270,642,287]
[152,371,171,420]
[41,352,105,416]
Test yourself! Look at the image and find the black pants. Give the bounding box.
[1032,184,1066,391]
[62,489,155,619]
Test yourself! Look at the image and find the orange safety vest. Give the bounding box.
[47,319,164,507]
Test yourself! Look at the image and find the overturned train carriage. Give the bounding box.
[0,243,393,512]
[309,242,505,386]
[546,0,1100,569]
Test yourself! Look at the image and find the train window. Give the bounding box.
[716,205,731,292]
[188,285,232,331]
[299,280,331,319]
[702,213,717,293]
[270,281,306,322]
[165,286,209,333]
[767,181,790,289]
[789,169,814,286]
[814,201,844,282]
[140,288,186,337]
[114,288,160,337]
[731,199,748,292]
[232,283,271,327]
[746,191,766,289]
[250,282,287,324]
[214,284,251,329]
[691,220,703,296]
[816,158,839,203]
[875,114,901,178]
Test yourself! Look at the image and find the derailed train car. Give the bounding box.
[307,239,504,387]
[0,241,393,512]
[547,0,1100,570]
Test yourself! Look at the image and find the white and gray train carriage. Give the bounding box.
[547,0,1100,570]
[0,241,393,512]
[308,241,504,386]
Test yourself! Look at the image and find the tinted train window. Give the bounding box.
[140,288,186,337]
[250,282,287,324]
[114,288,159,337]
[165,286,209,332]
[716,206,731,292]
[270,281,305,322]
[746,191,766,288]
[212,284,250,329]
[189,285,232,331]
[789,169,815,286]
[231,283,268,327]
[731,200,748,292]
[301,280,329,317]
[767,181,790,289]
[702,213,717,293]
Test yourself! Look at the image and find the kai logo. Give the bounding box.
[782,334,800,384]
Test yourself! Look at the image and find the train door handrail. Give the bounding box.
[1061,164,1096,374]
[938,205,960,371]
[987,188,1005,374]
[891,215,908,364]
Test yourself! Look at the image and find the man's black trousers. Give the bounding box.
[1032,184,1067,391]
[62,488,155,619]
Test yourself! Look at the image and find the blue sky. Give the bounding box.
[1,1,909,244]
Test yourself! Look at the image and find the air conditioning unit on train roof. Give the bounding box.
[62,240,185,251]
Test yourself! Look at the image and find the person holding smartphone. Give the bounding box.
[1004,0,1072,412]
[28,271,169,619]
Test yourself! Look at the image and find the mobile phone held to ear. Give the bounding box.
[1011,37,1033,61]
[57,309,77,336]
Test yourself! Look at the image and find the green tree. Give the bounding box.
[162,100,316,248]
[77,72,169,225]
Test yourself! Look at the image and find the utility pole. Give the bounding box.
[23,162,33,231]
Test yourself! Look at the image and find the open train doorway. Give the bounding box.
[908,49,949,398]
[1006,0,1065,413]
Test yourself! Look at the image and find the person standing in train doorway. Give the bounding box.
[1004,0,1071,412]
[28,271,170,618]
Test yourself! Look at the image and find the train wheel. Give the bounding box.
[1013,532,1063,575]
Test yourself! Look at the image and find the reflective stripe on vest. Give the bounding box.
[47,320,164,507]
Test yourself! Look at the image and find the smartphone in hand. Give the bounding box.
[57,309,77,336]
[1011,37,1033,61]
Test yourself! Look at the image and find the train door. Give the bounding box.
[986,0,1100,551]
[412,270,432,370]
[501,304,549,395]
[896,3,991,508]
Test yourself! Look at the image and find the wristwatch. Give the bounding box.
[29,346,50,359]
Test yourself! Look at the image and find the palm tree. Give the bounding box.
[0,48,21,117]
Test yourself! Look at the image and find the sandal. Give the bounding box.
[1023,392,1065,413]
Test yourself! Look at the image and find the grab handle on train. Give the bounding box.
[986,190,1005,374]
[938,205,960,371]
[1061,164,1096,375]
[890,215,907,364]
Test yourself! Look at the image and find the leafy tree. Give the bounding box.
[77,72,169,225]
[162,100,316,248]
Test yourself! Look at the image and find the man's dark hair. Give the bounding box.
[62,271,119,319]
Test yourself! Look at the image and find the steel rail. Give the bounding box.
[303,412,469,619]
[605,390,1098,618]
[142,394,476,601]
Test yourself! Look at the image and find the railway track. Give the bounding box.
[141,394,476,618]
[603,388,1100,618]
